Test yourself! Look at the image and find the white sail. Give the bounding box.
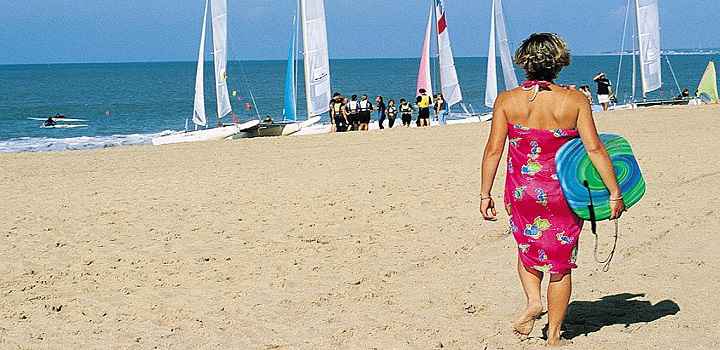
[435,0,463,107]
[300,0,332,117]
[416,8,434,97]
[192,0,209,127]
[211,0,232,119]
[485,0,518,109]
[495,0,518,91]
[484,0,498,108]
[635,0,662,95]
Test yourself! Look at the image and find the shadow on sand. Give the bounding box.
[562,293,680,339]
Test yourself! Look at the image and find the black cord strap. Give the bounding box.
[584,180,619,272]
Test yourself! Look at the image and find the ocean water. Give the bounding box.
[1,55,717,152]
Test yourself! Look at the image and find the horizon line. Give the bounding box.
[2,52,718,67]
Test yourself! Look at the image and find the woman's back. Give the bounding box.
[499,85,588,131]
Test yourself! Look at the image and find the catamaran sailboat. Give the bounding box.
[152,0,259,146]
[415,0,482,124]
[613,0,686,109]
[247,0,329,137]
[483,0,518,120]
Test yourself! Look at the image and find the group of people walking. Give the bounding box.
[328,89,448,132]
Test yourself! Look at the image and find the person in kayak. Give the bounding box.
[44,116,57,127]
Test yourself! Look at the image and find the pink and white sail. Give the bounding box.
[416,8,434,97]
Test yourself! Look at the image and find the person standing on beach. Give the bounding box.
[434,93,448,126]
[330,93,348,132]
[346,95,360,131]
[480,33,625,346]
[386,99,397,128]
[376,96,387,129]
[593,73,612,111]
[399,99,413,127]
[358,95,374,131]
[416,88,433,127]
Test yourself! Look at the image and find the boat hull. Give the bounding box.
[152,120,259,146]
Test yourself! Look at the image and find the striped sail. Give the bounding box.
[192,0,209,127]
[435,0,462,107]
[211,0,232,119]
[416,8,434,97]
[300,0,331,117]
[635,0,662,95]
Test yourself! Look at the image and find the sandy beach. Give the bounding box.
[1,105,719,349]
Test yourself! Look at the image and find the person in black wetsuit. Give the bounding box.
[329,93,348,132]
[399,99,413,127]
[358,95,374,131]
[345,95,360,131]
[376,96,387,129]
[386,99,397,128]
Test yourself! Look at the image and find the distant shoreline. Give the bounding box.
[2,52,719,67]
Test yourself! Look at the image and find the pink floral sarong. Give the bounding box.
[504,123,583,275]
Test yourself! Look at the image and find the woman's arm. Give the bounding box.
[575,95,626,219]
[480,93,510,221]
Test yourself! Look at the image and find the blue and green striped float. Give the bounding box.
[556,134,646,221]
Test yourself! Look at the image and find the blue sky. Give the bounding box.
[1,0,717,64]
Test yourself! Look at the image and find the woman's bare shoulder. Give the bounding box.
[561,88,592,105]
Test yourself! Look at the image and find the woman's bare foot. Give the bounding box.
[546,338,573,347]
[512,303,543,337]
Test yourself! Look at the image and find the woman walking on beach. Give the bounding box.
[479,33,625,346]
[376,96,387,129]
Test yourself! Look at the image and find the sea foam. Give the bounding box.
[0,131,177,153]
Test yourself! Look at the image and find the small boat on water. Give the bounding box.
[152,0,257,146]
[40,124,88,129]
[29,117,88,123]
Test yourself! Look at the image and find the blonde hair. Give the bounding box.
[514,33,571,81]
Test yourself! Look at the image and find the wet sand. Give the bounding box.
[1,105,718,349]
